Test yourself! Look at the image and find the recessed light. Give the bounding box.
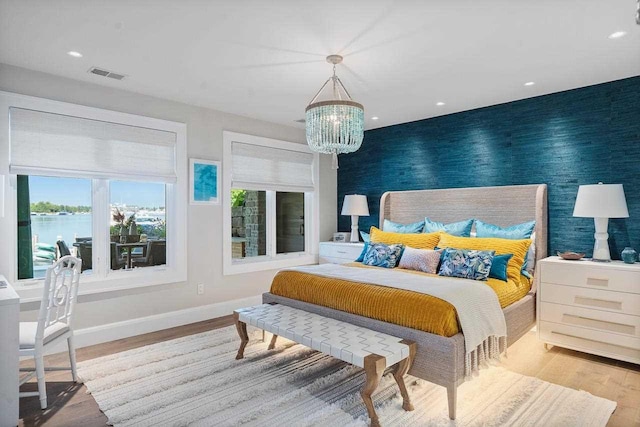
[67,51,83,58]
[608,31,627,39]
[371,116,379,120]
[436,102,445,106]
[524,81,535,86]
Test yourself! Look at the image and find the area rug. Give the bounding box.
[77,326,616,427]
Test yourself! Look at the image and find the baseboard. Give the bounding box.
[41,295,262,356]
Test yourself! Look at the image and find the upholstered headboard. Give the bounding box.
[379,184,548,261]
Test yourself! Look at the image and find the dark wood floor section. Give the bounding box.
[19,316,640,427]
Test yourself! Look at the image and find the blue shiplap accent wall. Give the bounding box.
[337,76,640,259]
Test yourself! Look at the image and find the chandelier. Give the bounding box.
[305,55,364,169]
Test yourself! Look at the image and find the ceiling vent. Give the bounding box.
[88,67,126,81]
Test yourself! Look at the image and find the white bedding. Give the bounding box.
[287,263,507,374]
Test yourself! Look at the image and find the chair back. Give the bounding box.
[57,240,71,257]
[36,256,82,342]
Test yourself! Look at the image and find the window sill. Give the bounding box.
[224,254,317,276]
[14,267,186,303]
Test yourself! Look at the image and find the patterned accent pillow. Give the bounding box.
[398,247,442,274]
[423,218,474,237]
[438,248,495,281]
[438,233,531,284]
[383,219,424,233]
[362,243,405,268]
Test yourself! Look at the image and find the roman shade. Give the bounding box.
[231,141,315,192]
[9,107,177,183]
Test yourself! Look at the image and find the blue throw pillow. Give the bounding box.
[489,253,513,282]
[475,219,535,239]
[355,242,369,262]
[475,219,535,278]
[383,219,424,233]
[424,218,474,237]
[360,231,370,243]
[362,243,404,268]
[438,248,495,281]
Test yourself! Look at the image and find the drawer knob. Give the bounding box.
[336,250,347,254]
[562,314,636,335]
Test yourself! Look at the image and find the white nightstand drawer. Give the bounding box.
[540,302,640,339]
[541,260,640,294]
[539,321,640,364]
[540,282,640,316]
[319,242,364,264]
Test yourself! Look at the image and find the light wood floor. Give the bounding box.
[19,318,640,427]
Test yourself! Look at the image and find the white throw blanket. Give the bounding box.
[286,264,507,375]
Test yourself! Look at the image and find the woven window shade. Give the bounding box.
[231,141,314,192]
[10,107,177,182]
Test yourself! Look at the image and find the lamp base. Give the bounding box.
[591,217,611,262]
[350,215,360,242]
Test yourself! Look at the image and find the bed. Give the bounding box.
[262,183,548,419]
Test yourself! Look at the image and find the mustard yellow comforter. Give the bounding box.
[270,263,531,337]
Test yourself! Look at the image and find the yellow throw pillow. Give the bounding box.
[370,226,440,250]
[438,233,532,284]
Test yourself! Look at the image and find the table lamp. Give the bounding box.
[341,195,369,242]
[573,182,629,262]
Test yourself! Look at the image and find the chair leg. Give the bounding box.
[34,351,47,410]
[68,335,79,382]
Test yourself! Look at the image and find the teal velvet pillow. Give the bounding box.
[475,219,535,278]
[383,219,424,233]
[362,243,404,268]
[489,253,513,282]
[360,231,370,243]
[424,218,474,237]
[355,242,369,262]
[475,219,535,239]
[438,248,495,281]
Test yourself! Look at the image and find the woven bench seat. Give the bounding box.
[233,303,416,427]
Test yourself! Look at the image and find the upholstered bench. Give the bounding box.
[234,303,416,427]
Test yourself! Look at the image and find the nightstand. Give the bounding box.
[319,241,364,264]
[537,256,640,364]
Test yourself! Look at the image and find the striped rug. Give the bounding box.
[78,326,616,427]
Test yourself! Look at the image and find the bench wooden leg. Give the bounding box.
[393,340,416,411]
[361,354,386,427]
[447,384,457,420]
[268,334,278,350]
[233,312,249,360]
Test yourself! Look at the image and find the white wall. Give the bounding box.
[0,63,337,331]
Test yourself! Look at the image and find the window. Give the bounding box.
[17,176,92,279]
[223,132,318,275]
[110,181,167,270]
[2,92,187,297]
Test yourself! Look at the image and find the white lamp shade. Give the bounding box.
[573,183,629,218]
[341,195,370,216]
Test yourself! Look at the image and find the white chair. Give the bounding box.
[19,255,82,410]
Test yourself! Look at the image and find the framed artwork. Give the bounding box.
[190,158,221,205]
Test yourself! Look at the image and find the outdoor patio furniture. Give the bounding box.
[110,242,126,270]
[76,243,92,272]
[132,240,167,267]
[56,240,71,258]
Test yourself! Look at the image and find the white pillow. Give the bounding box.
[398,247,442,274]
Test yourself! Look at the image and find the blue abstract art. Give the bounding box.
[190,159,220,204]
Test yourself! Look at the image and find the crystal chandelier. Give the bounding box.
[305,55,364,169]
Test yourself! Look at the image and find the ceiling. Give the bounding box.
[1,0,638,130]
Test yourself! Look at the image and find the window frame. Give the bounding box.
[222,131,319,275]
[0,91,188,302]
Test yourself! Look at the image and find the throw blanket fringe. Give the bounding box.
[286,264,507,376]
